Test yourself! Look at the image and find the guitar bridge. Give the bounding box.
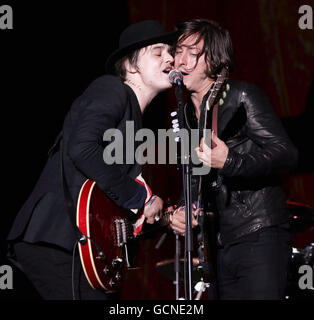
[113,218,131,247]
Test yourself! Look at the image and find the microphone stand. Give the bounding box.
[175,233,180,300]
[174,83,193,300]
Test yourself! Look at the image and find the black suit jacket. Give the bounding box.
[8,75,147,251]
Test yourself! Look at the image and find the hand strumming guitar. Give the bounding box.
[195,131,229,169]
[143,195,164,224]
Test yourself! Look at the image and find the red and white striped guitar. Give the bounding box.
[76,179,171,291]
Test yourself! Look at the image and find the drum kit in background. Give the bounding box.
[156,201,314,300]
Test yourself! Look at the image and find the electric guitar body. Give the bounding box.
[76,179,136,291]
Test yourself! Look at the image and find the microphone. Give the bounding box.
[168,69,183,86]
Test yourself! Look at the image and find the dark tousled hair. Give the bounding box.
[175,19,234,78]
[114,49,142,81]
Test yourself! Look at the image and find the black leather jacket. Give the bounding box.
[184,80,298,245]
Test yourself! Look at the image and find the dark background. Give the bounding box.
[0,0,313,300]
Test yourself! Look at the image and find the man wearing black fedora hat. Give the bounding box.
[7,20,178,300]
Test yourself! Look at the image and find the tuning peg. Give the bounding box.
[173,128,180,133]
[219,98,224,106]
[172,123,179,129]
[172,119,178,124]
[226,84,230,91]
[171,111,177,117]
[222,91,227,98]
[174,137,180,142]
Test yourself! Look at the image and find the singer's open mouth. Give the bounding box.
[163,67,172,74]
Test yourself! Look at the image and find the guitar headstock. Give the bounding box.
[206,67,230,110]
[169,67,230,143]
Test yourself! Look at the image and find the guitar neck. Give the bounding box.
[156,208,173,227]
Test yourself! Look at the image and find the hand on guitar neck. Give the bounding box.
[196,130,229,169]
[169,205,199,236]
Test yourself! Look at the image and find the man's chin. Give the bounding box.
[164,82,174,89]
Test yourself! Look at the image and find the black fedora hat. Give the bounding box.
[105,20,178,74]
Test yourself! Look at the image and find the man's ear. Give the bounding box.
[124,59,137,74]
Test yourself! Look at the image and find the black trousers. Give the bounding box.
[12,241,119,300]
[217,225,291,300]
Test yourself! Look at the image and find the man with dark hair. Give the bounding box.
[7,20,177,300]
[170,19,298,300]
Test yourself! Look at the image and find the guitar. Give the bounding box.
[76,179,172,291]
[196,67,230,283]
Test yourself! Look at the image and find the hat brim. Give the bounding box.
[105,30,178,74]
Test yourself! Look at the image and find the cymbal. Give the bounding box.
[156,257,201,282]
[287,201,314,233]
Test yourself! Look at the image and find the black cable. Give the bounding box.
[71,234,106,300]
[71,240,79,300]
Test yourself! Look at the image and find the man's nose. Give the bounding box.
[165,51,174,64]
[175,52,187,68]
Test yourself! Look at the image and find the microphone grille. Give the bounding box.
[168,69,183,84]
